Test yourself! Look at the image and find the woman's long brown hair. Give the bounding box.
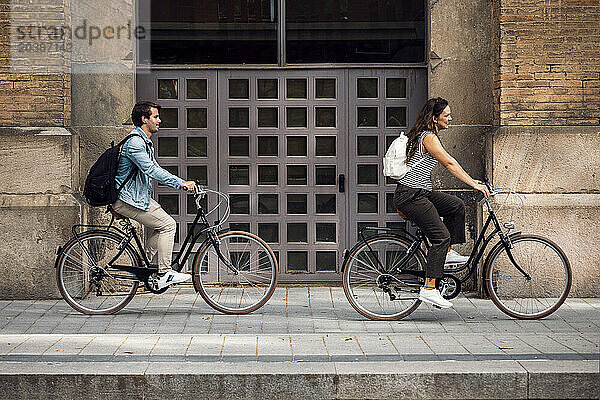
[405,97,448,162]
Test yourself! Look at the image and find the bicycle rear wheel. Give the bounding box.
[342,235,425,320]
[485,234,571,319]
[56,231,139,315]
[192,231,278,314]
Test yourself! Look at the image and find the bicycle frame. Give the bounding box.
[354,194,528,286]
[68,194,232,284]
[170,200,236,274]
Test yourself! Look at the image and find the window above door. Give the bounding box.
[137,0,426,65]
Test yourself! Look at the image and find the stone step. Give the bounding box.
[0,360,598,399]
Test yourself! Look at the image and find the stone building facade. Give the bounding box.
[489,0,600,296]
[0,0,598,298]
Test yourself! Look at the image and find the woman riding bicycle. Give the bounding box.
[393,97,490,309]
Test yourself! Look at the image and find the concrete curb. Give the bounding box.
[0,360,597,399]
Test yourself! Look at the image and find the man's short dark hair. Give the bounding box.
[132,101,161,127]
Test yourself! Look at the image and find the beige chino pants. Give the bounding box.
[112,198,176,273]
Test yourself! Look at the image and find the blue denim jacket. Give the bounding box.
[115,127,183,211]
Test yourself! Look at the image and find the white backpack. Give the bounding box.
[382,133,424,180]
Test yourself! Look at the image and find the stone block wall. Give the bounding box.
[431,0,600,296]
[487,127,600,297]
[430,0,494,190]
[494,0,600,126]
[485,192,600,297]
[0,0,85,299]
[491,127,599,193]
[64,0,136,191]
[0,128,85,299]
[489,0,600,296]
[68,0,136,224]
[0,0,71,126]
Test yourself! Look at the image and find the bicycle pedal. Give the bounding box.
[148,274,160,290]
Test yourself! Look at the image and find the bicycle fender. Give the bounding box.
[190,248,204,293]
[54,246,63,269]
[55,230,99,269]
[55,230,104,269]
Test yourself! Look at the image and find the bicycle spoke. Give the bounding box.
[63,251,95,270]
[351,255,383,273]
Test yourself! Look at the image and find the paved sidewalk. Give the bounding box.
[0,287,598,399]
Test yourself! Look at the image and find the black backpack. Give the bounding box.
[82,133,143,207]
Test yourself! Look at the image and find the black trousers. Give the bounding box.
[393,184,466,279]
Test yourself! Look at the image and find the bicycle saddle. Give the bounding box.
[107,206,126,220]
[396,210,409,220]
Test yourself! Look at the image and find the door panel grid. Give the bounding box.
[218,70,347,282]
[348,69,427,244]
[137,68,426,282]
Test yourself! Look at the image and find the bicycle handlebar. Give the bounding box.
[192,181,231,226]
[470,177,496,198]
[481,177,497,197]
[191,182,207,199]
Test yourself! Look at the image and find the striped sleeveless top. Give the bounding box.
[398,131,438,191]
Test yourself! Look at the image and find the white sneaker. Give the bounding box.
[445,249,469,265]
[419,288,453,308]
[157,270,191,289]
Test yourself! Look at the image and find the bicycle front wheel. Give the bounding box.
[342,235,425,321]
[485,234,571,319]
[56,231,139,315]
[192,231,278,314]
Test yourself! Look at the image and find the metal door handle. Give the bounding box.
[338,174,345,193]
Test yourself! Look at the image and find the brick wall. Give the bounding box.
[494,0,600,126]
[0,0,71,127]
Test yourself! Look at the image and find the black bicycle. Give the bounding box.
[55,185,278,315]
[342,179,572,320]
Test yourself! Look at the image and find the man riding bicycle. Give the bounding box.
[112,101,197,289]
